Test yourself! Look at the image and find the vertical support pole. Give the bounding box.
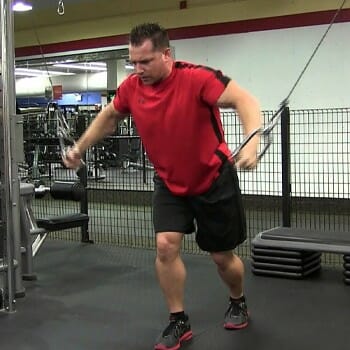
[77,164,90,243]
[76,115,90,243]
[281,106,291,227]
[141,143,147,184]
[1,0,18,312]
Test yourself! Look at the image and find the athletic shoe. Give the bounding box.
[224,297,249,329]
[154,315,193,350]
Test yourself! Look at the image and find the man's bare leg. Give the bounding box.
[155,231,186,312]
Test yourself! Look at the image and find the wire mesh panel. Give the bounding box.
[27,107,350,265]
[87,190,154,248]
[222,110,282,196]
[290,108,350,230]
[290,108,350,265]
[291,108,349,200]
[221,109,282,256]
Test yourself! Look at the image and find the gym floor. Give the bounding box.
[0,239,349,350]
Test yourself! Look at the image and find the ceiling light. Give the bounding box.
[13,1,33,12]
[53,63,107,71]
[15,68,75,77]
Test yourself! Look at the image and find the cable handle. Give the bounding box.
[56,111,85,169]
[231,99,288,161]
[58,133,86,170]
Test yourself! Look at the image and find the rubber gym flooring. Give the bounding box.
[0,239,349,350]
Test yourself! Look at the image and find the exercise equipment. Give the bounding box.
[34,180,85,201]
[252,227,350,283]
[344,255,350,285]
[20,182,48,280]
[34,179,89,232]
[20,180,89,280]
[252,243,322,279]
[1,0,19,313]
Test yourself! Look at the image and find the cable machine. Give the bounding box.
[1,0,20,313]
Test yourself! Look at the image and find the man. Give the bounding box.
[63,23,261,350]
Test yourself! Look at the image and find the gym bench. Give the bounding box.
[20,181,89,281]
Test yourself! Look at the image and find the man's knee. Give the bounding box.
[156,232,182,262]
[211,251,235,270]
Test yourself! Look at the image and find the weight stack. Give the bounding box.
[343,255,350,285]
[251,242,322,279]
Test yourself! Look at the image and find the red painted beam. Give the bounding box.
[15,8,350,58]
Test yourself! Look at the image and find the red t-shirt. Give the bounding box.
[113,61,232,196]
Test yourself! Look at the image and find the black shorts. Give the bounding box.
[152,161,247,252]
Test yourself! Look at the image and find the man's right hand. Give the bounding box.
[62,145,83,170]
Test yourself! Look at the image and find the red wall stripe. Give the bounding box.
[15,8,350,58]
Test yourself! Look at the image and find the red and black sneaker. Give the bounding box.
[224,297,249,330]
[154,315,193,350]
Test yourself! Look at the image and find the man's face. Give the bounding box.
[129,39,170,85]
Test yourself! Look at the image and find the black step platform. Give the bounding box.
[343,263,350,270]
[252,246,318,258]
[343,255,350,285]
[252,257,321,272]
[256,227,350,254]
[252,249,321,266]
[251,263,321,279]
[251,245,322,279]
[252,227,350,283]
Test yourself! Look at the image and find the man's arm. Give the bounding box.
[63,102,127,169]
[217,80,262,169]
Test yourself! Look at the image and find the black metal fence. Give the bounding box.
[23,107,350,265]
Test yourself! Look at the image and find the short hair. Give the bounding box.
[129,23,169,51]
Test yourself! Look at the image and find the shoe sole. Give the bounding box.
[224,310,250,330]
[154,330,193,350]
[224,321,248,330]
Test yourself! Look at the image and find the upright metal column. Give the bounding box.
[281,107,291,227]
[0,41,5,311]
[6,0,25,298]
[0,0,20,313]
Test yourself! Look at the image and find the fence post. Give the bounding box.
[281,107,291,227]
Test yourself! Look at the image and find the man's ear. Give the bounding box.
[163,47,172,60]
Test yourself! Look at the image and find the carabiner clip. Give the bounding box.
[57,0,64,16]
